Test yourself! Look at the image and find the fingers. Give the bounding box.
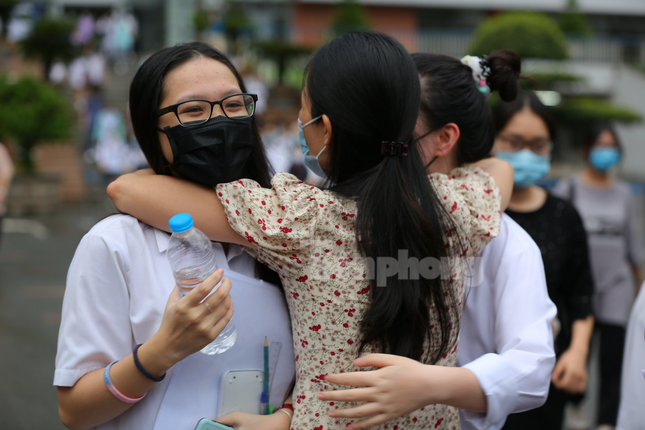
[318,387,375,403]
[165,286,181,310]
[551,361,566,384]
[328,402,381,419]
[353,353,401,368]
[208,302,235,339]
[324,371,375,387]
[202,277,232,312]
[215,411,242,426]
[184,268,224,306]
[345,414,394,430]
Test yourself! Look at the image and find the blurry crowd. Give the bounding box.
[50,9,144,187]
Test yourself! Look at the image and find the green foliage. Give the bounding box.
[0,75,74,172]
[521,72,584,90]
[193,9,210,33]
[331,0,370,37]
[19,16,77,80]
[254,40,313,85]
[223,1,251,34]
[554,98,642,124]
[559,0,593,37]
[469,12,568,60]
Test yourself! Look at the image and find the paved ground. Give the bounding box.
[0,198,114,430]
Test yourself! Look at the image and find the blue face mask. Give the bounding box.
[589,147,620,173]
[496,149,551,189]
[298,115,327,177]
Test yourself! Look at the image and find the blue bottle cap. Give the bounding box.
[169,213,194,233]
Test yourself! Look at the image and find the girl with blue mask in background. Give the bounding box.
[492,91,596,430]
[552,123,643,430]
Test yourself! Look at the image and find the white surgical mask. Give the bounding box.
[297,115,327,177]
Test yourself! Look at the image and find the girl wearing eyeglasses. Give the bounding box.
[108,32,513,430]
[55,43,296,430]
[491,91,595,430]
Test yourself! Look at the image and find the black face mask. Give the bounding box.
[163,116,254,186]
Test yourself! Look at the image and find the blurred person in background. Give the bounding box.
[491,91,595,430]
[0,142,14,248]
[91,107,137,185]
[553,123,644,430]
[242,68,268,117]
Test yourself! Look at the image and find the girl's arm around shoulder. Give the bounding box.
[469,158,513,212]
[107,169,248,246]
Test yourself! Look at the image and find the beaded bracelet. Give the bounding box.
[133,344,166,382]
[104,360,146,404]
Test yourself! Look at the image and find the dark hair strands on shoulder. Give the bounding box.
[128,41,281,287]
[413,49,521,166]
[306,32,460,362]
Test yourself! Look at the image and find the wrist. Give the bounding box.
[138,336,176,377]
[275,408,293,428]
[567,343,589,358]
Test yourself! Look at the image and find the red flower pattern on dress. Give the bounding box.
[215,169,501,430]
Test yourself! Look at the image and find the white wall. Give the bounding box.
[614,66,645,180]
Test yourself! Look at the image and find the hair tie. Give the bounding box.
[460,55,491,98]
[381,141,408,157]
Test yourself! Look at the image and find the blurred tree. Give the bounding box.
[0,75,73,173]
[331,0,370,37]
[193,9,210,42]
[0,0,18,40]
[470,12,568,59]
[559,0,593,37]
[19,17,76,81]
[253,40,313,85]
[555,98,642,124]
[223,0,252,56]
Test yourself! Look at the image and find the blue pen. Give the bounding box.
[260,391,268,415]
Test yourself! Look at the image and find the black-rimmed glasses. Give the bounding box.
[157,93,258,126]
[497,135,553,156]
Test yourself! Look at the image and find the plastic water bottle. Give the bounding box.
[168,213,237,355]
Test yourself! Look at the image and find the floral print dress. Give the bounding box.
[216,167,501,430]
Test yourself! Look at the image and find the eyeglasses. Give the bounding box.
[497,135,553,156]
[157,93,258,126]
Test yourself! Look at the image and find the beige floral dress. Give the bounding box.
[216,167,501,430]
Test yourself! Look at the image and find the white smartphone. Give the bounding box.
[218,369,264,417]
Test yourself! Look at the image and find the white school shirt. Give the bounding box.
[616,283,645,430]
[457,214,557,430]
[55,215,295,430]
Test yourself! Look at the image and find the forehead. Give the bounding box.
[161,57,241,105]
[595,129,617,145]
[502,107,550,139]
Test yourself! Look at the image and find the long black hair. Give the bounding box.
[413,50,522,165]
[129,42,280,286]
[305,32,458,362]
[129,41,273,188]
